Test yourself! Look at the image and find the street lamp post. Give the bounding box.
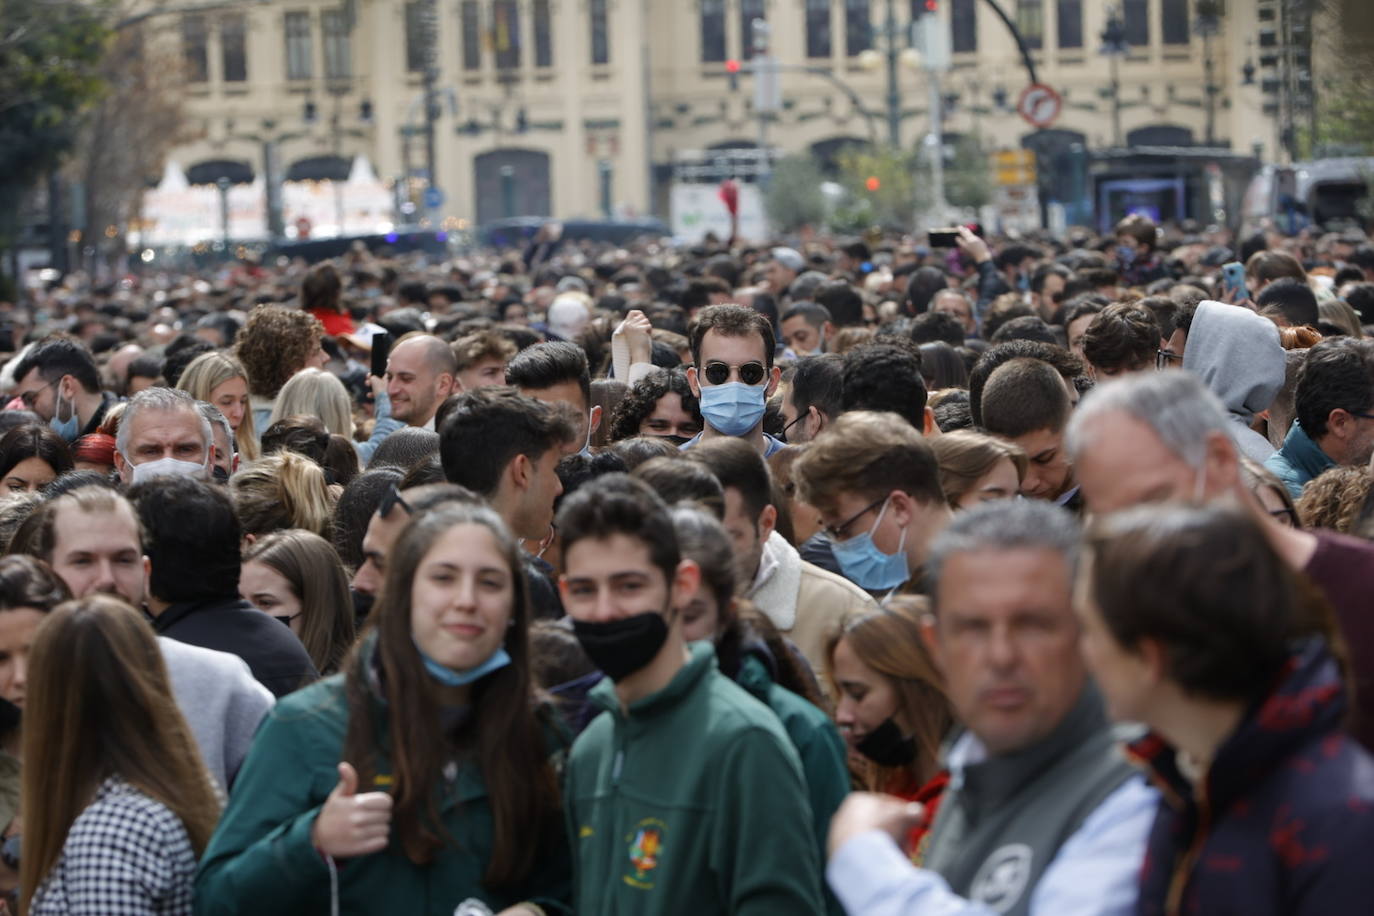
[1100,7,1128,148]
[1195,0,1221,146]
[215,176,231,246]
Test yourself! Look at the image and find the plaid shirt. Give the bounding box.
[31,776,197,915]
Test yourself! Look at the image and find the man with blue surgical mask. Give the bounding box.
[11,335,117,443]
[793,411,953,598]
[113,387,213,486]
[682,304,784,457]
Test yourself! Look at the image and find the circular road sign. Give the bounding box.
[1017,83,1062,130]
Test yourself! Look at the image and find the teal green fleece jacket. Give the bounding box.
[565,642,826,916]
[735,652,850,916]
[194,672,571,915]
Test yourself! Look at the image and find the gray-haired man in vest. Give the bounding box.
[825,500,1158,916]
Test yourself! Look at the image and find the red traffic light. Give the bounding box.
[925,0,938,10]
[725,59,741,73]
[866,176,881,191]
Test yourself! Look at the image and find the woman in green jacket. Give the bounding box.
[196,502,571,916]
[669,505,850,889]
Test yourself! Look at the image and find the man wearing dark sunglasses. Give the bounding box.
[682,304,784,458]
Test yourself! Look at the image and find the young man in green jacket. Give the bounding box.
[556,474,827,915]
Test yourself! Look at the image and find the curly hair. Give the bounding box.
[607,368,702,441]
[234,306,324,398]
[1296,465,1373,533]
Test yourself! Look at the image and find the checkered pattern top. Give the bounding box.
[30,775,198,915]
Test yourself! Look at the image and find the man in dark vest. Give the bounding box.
[825,500,1157,916]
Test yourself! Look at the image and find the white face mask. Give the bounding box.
[129,456,208,485]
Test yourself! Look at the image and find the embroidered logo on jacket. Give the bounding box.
[969,843,1033,912]
[624,818,666,889]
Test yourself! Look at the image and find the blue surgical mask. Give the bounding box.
[1016,271,1030,292]
[1116,244,1137,266]
[830,498,910,592]
[415,642,512,687]
[698,381,766,437]
[49,386,79,442]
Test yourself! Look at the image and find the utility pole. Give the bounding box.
[752,18,779,177]
[421,0,440,222]
[1100,7,1128,148]
[1196,0,1220,146]
[884,0,901,148]
[914,5,950,223]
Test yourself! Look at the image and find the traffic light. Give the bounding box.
[303,100,318,123]
[866,176,881,192]
[359,99,373,122]
[516,107,529,133]
[726,58,741,91]
[913,0,938,15]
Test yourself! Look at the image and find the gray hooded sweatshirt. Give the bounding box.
[1183,300,1286,463]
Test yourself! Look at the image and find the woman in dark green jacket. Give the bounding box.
[196,502,571,916]
[669,505,850,895]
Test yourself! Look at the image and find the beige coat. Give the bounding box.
[746,531,878,681]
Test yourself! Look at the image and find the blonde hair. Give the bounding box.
[20,596,221,912]
[231,451,334,538]
[270,368,354,438]
[178,351,259,461]
[930,430,1028,508]
[1295,465,1371,533]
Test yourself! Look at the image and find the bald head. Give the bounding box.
[386,334,458,427]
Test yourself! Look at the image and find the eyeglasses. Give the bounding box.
[273,612,303,627]
[822,496,886,542]
[703,360,767,386]
[378,483,413,519]
[1156,349,1183,369]
[18,379,55,409]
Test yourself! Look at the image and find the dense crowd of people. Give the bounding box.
[0,213,1370,914]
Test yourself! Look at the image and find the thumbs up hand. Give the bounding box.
[311,762,394,859]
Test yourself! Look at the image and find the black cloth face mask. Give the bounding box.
[855,717,918,767]
[572,611,669,682]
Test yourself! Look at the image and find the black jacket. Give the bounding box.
[152,596,318,698]
[1130,639,1374,916]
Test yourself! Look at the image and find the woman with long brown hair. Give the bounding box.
[827,599,954,857]
[240,530,357,675]
[21,595,221,914]
[196,502,571,914]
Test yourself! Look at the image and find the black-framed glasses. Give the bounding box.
[378,482,413,519]
[274,612,303,627]
[18,379,55,409]
[822,496,886,542]
[1156,349,1183,369]
[703,360,767,386]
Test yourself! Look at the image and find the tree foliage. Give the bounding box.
[945,135,992,211]
[0,0,111,269]
[834,145,930,233]
[763,154,828,234]
[70,24,191,272]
